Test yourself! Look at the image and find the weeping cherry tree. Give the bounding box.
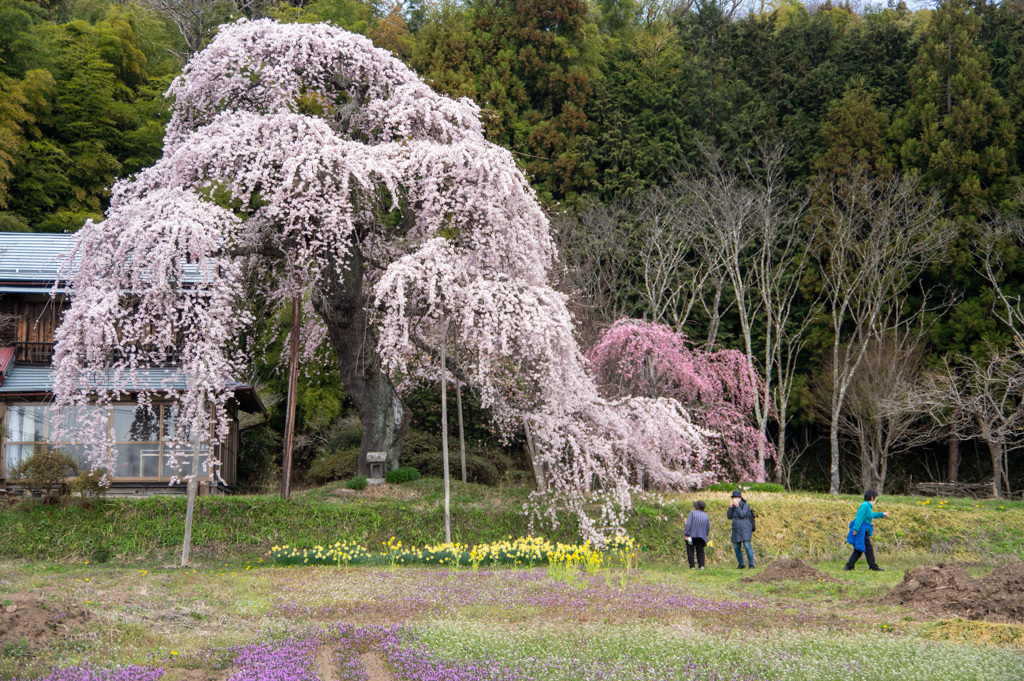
[53,19,715,542]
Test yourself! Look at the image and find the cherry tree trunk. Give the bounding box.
[313,241,410,476]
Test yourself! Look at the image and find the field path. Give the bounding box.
[360,652,392,681]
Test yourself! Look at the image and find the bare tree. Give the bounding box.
[810,168,951,494]
[922,350,1024,499]
[553,203,633,343]
[747,145,814,482]
[125,0,268,58]
[632,186,705,330]
[682,144,813,479]
[978,212,1024,339]
[814,331,935,493]
[555,188,720,342]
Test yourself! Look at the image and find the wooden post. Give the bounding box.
[281,294,301,500]
[440,319,451,544]
[181,405,203,567]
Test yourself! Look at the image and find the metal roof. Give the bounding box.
[0,365,265,414]
[0,232,77,284]
[0,232,208,288]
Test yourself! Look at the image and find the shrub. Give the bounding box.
[308,447,360,484]
[10,446,79,502]
[71,470,106,499]
[385,467,421,484]
[705,482,785,493]
[346,476,368,491]
[401,429,522,485]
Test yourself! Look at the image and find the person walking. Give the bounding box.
[844,489,889,572]
[727,490,754,569]
[684,500,711,569]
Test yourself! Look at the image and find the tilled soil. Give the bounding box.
[0,594,92,652]
[883,564,1024,623]
[740,558,838,584]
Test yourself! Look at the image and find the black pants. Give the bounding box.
[686,538,707,568]
[845,533,878,570]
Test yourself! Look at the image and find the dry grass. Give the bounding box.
[923,619,1024,648]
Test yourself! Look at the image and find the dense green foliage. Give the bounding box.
[0,0,178,231]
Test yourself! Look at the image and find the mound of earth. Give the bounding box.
[740,558,838,584]
[883,564,1024,622]
[0,594,92,652]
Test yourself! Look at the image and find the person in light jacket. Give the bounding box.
[684,500,711,569]
[727,490,754,569]
[844,489,889,572]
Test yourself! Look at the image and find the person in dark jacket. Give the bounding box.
[727,490,754,568]
[684,500,711,569]
[844,489,889,571]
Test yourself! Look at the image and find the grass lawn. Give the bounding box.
[0,483,1022,680]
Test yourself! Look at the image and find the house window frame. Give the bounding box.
[3,400,211,481]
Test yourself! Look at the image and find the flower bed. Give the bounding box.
[269,535,636,569]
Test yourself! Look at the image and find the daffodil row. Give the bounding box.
[269,534,636,568]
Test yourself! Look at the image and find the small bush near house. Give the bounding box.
[10,446,79,502]
[385,467,421,484]
[71,470,106,499]
[346,476,368,491]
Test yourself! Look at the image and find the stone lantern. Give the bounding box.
[366,451,387,485]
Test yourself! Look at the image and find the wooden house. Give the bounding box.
[0,232,266,496]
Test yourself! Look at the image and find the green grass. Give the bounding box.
[0,479,1021,565]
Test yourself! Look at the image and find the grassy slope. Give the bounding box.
[0,479,1022,564]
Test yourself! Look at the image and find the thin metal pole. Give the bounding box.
[456,377,466,484]
[281,294,301,500]
[454,328,466,484]
[440,319,451,544]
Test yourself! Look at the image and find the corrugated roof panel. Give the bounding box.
[0,365,265,414]
[0,232,207,286]
[0,233,77,284]
[0,366,188,393]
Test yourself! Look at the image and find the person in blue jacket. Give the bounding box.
[844,489,889,572]
[727,490,754,569]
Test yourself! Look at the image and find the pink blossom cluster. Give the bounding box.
[586,319,773,481]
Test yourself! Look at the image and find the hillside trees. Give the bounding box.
[0,1,176,231]
[892,0,1014,216]
[410,0,600,200]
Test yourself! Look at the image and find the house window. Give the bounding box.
[4,402,208,479]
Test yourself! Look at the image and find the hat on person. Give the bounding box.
[731,490,743,498]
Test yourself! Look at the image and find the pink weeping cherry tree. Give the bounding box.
[52,19,716,542]
[586,319,773,482]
